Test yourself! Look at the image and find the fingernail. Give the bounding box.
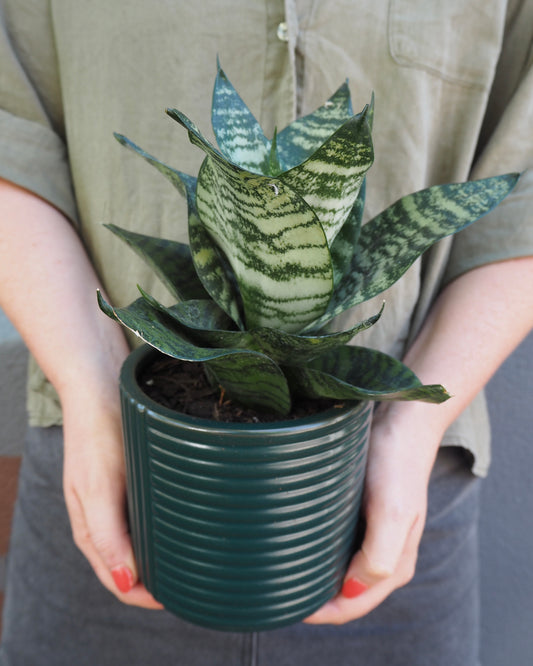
[342,577,368,599]
[111,565,134,594]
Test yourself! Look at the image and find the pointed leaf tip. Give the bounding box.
[211,63,271,173]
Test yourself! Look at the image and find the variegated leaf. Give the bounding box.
[201,354,292,415]
[280,108,373,245]
[139,286,382,365]
[276,81,353,170]
[249,303,383,364]
[211,63,273,175]
[167,107,224,162]
[168,107,334,332]
[98,292,291,414]
[327,96,373,284]
[197,157,333,332]
[188,204,244,328]
[312,173,520,330]
[105,224,207,301]
[285,346,450,403]
[137,288,252,348]
[113,130,243,325]
[329,179,366,286]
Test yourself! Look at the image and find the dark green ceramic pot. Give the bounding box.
[120,345,373,632]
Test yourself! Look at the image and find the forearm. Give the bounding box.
[0,178,129,405]
[380,255,533,446]
[0,178,160,606]
[307,254,533,624]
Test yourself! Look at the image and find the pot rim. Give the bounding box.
[121,344,369,434]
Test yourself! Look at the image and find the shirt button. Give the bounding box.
[277,21,289,42]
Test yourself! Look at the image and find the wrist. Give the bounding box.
[371,399,452,462]
[55,334,130,411]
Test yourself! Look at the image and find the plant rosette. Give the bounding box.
[99,62,519,630]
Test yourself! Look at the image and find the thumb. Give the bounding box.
[341,513,420,598]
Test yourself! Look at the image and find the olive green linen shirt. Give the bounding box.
[1,0,532,475]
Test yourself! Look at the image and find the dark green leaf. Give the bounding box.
[285,346,451,403]
[250,303,383,365]
[98,292,291,414]
[206,354,291,415]
[137,288,382,365]
[117,118,244,327]
[188,205,244,328]
[137,288,251,348]
[114,133,196,200]
[104,224,207,301]
[329,179,366,286]
[314,173,520,328]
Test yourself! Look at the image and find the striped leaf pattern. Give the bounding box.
[212,66,356,176]
[103,63,519,415]
[248,304,383,365]
[137,288,252,349]
[211,64,272,174]
[329,179,366,286]
[203,354,291,414]
[197,157,333,331]
[168,107,334,332]
[98,292,291,414]
[188,204,244,328]
[285,346,450,403]
[313,173,520,329]
[280,109,373,245]
[276,81,353,170]
[139,287,382,365]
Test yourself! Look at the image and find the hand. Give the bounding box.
[61,352,163,610]
[304,401,441,624]
[0,179,162,608]
[306,256,533,624]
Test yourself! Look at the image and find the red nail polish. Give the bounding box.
[111,565,134,593]
[342,577,368,599]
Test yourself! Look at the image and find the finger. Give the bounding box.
[83,488,137,589]
[64,461,135,588]
[342,512,420,595]
[66,487,163,608]
[305,516,422,625]
[63,420,138,596]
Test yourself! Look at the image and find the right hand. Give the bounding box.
[0,179,162,607]
[60,353,163,609]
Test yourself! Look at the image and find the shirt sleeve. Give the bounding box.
[442,0,533,285]
[0,1,78,224]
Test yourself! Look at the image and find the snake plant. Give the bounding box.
[98,63,518,416]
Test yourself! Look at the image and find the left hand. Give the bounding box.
[304,401,441,624]
[305,256,533,625]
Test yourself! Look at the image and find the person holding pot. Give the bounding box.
[1,1,532,664]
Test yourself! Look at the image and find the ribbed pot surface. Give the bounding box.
[120,345,372,631]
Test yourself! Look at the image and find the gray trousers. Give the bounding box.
[0,427,481,665]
